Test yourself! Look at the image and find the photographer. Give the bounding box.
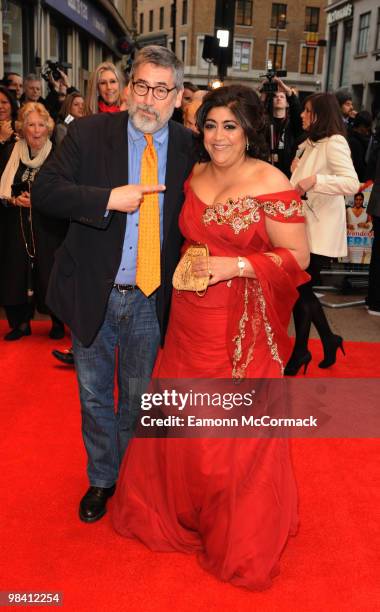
[261,77,303,177]
[45,65,78,120]
[21,68,77,121]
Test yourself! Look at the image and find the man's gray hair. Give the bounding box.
[131,45,184,90]
[24,73,41,84]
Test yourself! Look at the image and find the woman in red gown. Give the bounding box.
[112,85,310,590]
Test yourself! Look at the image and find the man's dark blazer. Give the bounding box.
[32,111,195,346]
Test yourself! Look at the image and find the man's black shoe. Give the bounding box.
[79,485,116,523]
[52,347,74,365]
[4,324,31,341]
[49,323,65,340]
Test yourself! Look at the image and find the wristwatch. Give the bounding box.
[237,256,246,277]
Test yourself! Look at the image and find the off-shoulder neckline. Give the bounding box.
[187,184,300,207]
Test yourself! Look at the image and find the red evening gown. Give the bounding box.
[112,182,309,590]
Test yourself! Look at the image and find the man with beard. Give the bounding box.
[334,89,354,127]
[32,46,195,523]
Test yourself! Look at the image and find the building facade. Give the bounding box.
[323,0,380,114]
[0,0,133,94]
[136,0,326,98]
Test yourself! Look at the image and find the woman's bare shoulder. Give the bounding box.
[251,159,292,192]
[191,161,208,177]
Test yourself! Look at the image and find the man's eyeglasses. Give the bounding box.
[131,80,176,100]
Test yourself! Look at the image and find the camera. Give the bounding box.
[260,64,288,94]
[41,60,72,82]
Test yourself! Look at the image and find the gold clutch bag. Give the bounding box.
[172,243,209,296]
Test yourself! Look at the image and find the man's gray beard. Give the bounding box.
[128,101,175,133]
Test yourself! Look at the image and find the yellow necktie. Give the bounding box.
[136,134,161,296]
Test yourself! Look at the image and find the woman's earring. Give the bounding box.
[246,138,249,152]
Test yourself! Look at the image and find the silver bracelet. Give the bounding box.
[237,256,246,277]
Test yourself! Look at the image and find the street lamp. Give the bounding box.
[210,79,223,89]
[273,13,286,72]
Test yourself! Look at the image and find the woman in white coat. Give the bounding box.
[286,93,360,374]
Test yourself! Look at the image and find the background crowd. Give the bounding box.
[0,60,379,356]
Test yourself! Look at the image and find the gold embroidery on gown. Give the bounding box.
[203,196,304,233]
[264,252,283,267]
[204,195,299,377]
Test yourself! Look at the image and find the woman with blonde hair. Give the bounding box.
[0,102,67,340]
[84,62,124,114]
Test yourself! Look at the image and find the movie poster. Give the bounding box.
[343,184,374,264]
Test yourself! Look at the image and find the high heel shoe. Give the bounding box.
[318,335,345,369]
[284,351,312,376]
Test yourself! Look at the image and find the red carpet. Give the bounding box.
[1,320,379,611]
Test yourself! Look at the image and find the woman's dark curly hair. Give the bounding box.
[195,84,269,162]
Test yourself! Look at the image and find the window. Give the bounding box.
[376,9,380,51]
[268,43,285,70]
[170,4,174,27]
[300,46,316,74]
[340,19,352,87]
[182,0,188,25]
[198,37,212,69]
[80,35,89,70]
[326,25,337,91]
[357,12,370,54]
[50,22,59,61]
[139,13,144,34]
[236,0,252,26]
[305,7,319,33]
[149,9,154,32]
[94,45,102,66]
[49,18,68,62]
[180,39,186,62]
[233,41,251,71]
[271,4,287,29]
[2,0,24,74]
[159,7,164,30]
